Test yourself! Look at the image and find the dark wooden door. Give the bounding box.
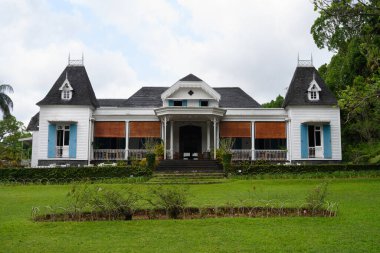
[179,125,202,156]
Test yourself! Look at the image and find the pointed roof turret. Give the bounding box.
[37,65,98,108]
[282,66,337,107]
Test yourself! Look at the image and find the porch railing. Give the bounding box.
[255,150,287,161]
[93,149,125,160]
[56,147,68,158]
[231,149,252,161]
[128,149,148,160]
[308,147,316,158]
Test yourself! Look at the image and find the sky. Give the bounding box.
[0,0,333,126]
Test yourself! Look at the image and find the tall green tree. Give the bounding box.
[0,84,14,118]
[0,115,31,164]
[261,95,284,108]
[311,0,380,163]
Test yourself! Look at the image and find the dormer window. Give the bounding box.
[59,72,73,101]
[307,76,321,101]
[62,88,72,100]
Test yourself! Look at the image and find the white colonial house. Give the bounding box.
[27,58,342,167]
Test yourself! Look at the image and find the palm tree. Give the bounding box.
[0,84,14,118]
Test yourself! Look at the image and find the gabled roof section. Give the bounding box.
[26,112,39,131]
[122,87,168,107]
[179,74,203,82]
[283,66,337,107]
[161,74,221,101]
[59,72,73,91]
[37,65,98,108]
[96,86,260,108]
[214,87,261,108]
[308,79,321,91]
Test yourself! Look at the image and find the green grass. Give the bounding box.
[1,177,380,252]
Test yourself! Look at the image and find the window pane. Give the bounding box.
[200,100,208,106]
[56,130,63,146]
[64,131,70,145]
[308,125,315,147]
[255,139,286,149]
[315,131,321,146]
[174,101,183,106]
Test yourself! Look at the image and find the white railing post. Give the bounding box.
[251,121,255,160]
[170,121,173,159]
[164,117,167,160]
[125,121,129,160]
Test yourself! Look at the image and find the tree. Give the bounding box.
[0,84,14,118]
[311,0,380,163]
[0,115,31,164]
[261,95,284,108]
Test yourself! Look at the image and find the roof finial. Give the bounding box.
[313,71,316,81]
[82,52,84,64]
[68,53,71,65]
[65,71,68,80]
[297,53,313,67]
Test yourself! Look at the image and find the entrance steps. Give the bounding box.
[156,160,222,172]
[149,160,225,184]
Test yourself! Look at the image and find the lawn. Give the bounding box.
[1,177,380,252]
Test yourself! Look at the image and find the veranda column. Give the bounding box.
[287,119,292,162]
[213,118,217,159]
[207,121,210,151]
[216,121,220,149]
[125,121,129,160]
[170,121,174,159]
[163,117,167,160]
[251,121,255,160]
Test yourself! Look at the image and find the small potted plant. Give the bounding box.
[144,138,157,170]
[219,138,235,171]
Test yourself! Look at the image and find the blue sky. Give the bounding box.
[0,0,333,125]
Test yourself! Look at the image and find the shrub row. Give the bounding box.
[0,166,151,181]
[227,163,380,175]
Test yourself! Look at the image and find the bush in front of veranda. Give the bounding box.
[226,163,380,175]
[0,165,151,181]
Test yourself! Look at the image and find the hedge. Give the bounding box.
[0,166,151,181]
[227,164,380,175]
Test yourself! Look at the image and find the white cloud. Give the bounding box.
[0,0,333,126]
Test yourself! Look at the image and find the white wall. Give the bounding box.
[38,106,92,160]
[287,106,342,160]
[31,131,39,167]
[166,87,219,107]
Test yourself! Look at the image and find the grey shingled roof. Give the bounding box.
[37,65,98,108]
[98,87,260,108]
[214,87,261,108]
[179,74,203,82]
[26,112,39,131]
[283,66,337,107]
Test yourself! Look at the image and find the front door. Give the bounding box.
[179,125,202,159]
[308,125,323,158]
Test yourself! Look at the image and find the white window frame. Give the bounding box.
[307,81,321,101]
[56,125,70,158]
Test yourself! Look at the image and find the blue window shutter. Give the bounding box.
[69,123,77,158]
[48,124,56,158]
[182,100,187,107]
[323,124,332,158]
[168,100,174,106]
[300,124,308,158]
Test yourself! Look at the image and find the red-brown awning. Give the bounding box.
[255,122,286,139]
[220,122,251,138]
[94,122,125,138]
[129,121,161,138]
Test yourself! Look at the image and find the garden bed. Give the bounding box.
[33,206,336,222]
